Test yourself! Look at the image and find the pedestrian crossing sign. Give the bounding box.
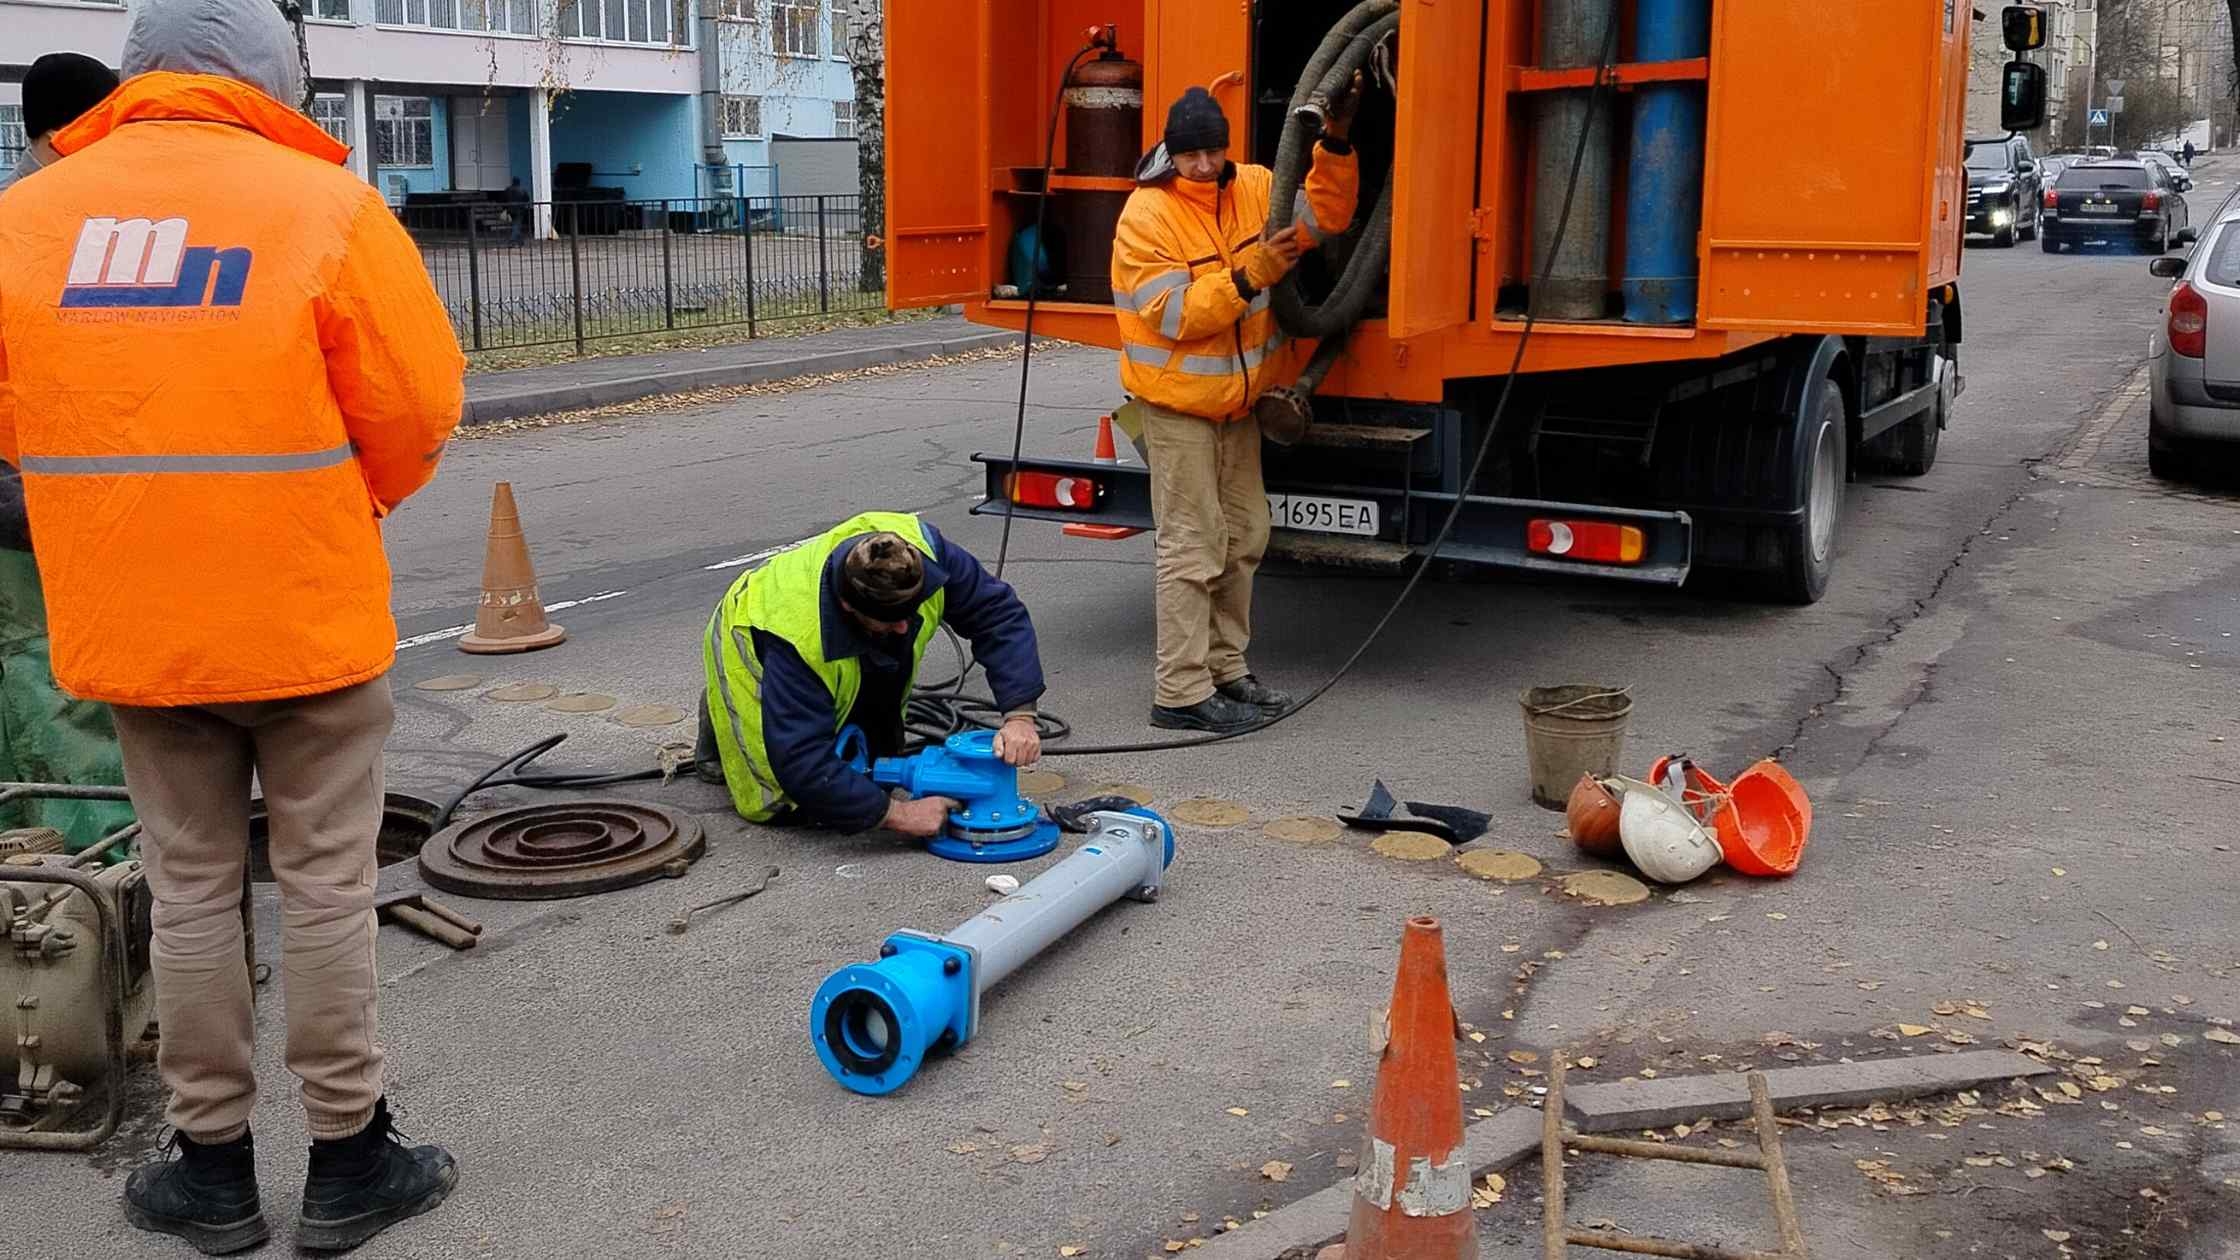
[2090,109,2110,127]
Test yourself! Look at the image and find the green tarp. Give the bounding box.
[0,548,135,852]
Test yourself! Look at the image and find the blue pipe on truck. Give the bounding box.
[1622,0,1713,325]
[810,809,1175,1095]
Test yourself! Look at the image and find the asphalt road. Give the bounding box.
[10,170,2240,1259]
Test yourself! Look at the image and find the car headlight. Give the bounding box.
[1985,181,2014,197]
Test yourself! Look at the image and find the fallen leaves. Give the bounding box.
[1225,1107,1250,1118]
[2044,1230,2072,1244]
[947,1141,981,1155]
[1507,1050,1540,1064]
[1898,1024,1933,1037]
[1059,1246,1086,1257]
[1010,1144,1050,1165]
[1469,1173,1507,1209]
[1331,1079,1352,1089]
[2206,1027,2240,1045]
[1260,1160,1292,1183]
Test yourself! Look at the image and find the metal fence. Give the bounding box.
[409,195,881,354]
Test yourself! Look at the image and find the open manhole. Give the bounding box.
[418,800,704,900]
[247,793,441,885]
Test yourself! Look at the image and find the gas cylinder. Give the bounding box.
[1064,50,1144,179]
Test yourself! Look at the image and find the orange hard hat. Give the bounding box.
[1647,755,1729,824]
[1708,760,1812,877]
[1565,773,1624,856]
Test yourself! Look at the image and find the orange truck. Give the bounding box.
[883,0,2039,602]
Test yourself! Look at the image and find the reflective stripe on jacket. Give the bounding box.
[1111,145,1359,421]
[701,512,947,823]
[0,73,466,706]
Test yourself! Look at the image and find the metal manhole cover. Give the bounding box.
[418,800,706,900]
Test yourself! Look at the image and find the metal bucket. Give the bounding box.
[1518,685,1633,809]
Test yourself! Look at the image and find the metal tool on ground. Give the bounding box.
[458,481,566,655]
[1317,916,1475,1260]
[1541,1059,1810,1260]
[419,799,706,900]
[810,809,1173,1095]
[0,827,153,1151]
[838,726,1060,863]
[373,870,484,950]
[1339,781,1491,846]
[667,865,778,934]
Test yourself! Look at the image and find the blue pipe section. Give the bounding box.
[810,809,1175,1095]
[1622,0,1713,325]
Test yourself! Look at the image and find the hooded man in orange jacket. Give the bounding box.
[0,0,466,1251]
[1110,83,1360,733]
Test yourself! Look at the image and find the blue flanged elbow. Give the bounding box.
[809,931,975,1096]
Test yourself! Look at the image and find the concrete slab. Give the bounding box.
[1562,1050,2052,1133]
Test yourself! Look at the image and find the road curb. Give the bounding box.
[1192,1049,2049,1260]
[460,329,1020,427]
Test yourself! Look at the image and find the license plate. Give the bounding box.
[1268,493,1380,536]
[2083,200,2120,214]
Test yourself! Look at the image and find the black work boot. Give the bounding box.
[1216,673,1294,714]
[1150,692,1265,734]
[297,1099,457,1252]
[124,1129,270,1255]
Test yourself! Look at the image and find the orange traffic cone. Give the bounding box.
[1320,917,1477,1260]
[458,481,567,655]
[1092,412,1120,464]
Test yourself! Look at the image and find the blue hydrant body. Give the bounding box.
[840,728,1061,863]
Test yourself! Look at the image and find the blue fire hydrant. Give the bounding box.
[837,727,1062,863]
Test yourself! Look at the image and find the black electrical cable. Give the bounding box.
[430,734,664,832]
[994,38,1111,580]
[1034,2,1627,760]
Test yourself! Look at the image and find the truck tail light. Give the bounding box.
[1527,519,1647,566]
[2042,188,2058,209]
[2143,190,2162,212]
[1007,471,1101,510]
[2169,282,2209,359]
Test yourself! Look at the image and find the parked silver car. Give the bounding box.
[2148,210,2240,477]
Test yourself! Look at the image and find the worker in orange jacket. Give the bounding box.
[0,0,466,1251]
[1110,83,1360,733]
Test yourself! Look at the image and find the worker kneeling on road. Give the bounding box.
[1112,81,1360,734]
[701,513,1045,837]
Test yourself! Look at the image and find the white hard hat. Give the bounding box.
[1616,780,1723,884]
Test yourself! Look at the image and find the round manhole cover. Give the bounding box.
[418,800,705,900]
[249,792,439,885]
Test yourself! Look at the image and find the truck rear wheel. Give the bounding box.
[1767,373,1846,604]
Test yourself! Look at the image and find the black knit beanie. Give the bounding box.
[23,53,119,140]
[1163,86,1230,155]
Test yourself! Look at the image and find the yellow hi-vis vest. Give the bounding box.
[700,512,946,821]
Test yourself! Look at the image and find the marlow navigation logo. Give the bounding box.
[59,217,252,309]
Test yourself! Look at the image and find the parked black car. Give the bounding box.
[2041,160,2195,254]
[1965,134,2043,247]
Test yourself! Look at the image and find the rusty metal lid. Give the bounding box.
[418,800,706,900]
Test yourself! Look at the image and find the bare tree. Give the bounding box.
[847,6,885,295]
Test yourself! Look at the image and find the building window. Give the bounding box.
[721,94,764,139]
[773,0,820,56]
[718,0,752,18]
[553,0,679,43]
[0,105,25,172]
[373,96,434,168]
[833,99,855,139]
[310,94,351,144]
[311,0,352,19]
[829,0,850,59]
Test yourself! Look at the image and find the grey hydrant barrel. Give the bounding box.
[948,811,1168,994]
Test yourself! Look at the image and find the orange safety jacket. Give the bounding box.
[0,73,466,706]
[1111,143,1359,421]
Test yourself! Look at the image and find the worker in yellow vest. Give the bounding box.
[700,513,1045,836]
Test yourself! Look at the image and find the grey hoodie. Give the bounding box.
[122,0,304,108]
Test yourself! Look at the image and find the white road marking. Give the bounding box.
[703,537,815,571]
[395,589,629,650]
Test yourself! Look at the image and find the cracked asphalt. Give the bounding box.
[10,170,2240,1259]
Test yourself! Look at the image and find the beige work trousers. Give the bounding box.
[110,678,394,1143]
[1142,400,1270,709]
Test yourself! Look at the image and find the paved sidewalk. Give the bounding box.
[461,315,1019,426]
